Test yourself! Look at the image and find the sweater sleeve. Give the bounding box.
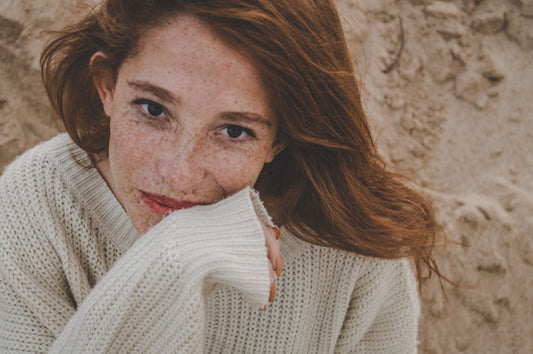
[334,259,420,354]
[1,185,272,353]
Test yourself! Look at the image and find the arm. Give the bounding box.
[1,187,272,353]
[335,259,420,354]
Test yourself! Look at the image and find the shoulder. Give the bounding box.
[281,229,418,307]
[283,228,415,282]
[0,135,77,279]
[0,134,91,240]
[340,248,419,310]
[279,230,419,344]
[1,134,86,194]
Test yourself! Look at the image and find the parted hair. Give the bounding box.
[41,0,444,286]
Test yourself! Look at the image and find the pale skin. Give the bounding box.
[91,14,284,303]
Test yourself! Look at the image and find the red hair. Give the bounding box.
[41,0,444,286]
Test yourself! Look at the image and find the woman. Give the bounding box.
[0,0,442,352]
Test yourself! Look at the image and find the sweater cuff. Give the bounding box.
[150,187,272,308]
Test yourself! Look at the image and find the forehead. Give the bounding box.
[117,13,272,119]
[134,14,255,74]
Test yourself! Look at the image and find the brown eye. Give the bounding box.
[147,102,163,116]
[222,125,256,140]
[143,102,164,117]
[226,125,244,138]
[133,99,166,118]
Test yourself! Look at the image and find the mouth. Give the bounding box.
[140,191,201,217]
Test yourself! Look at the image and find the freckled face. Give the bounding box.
[94,15,283,234]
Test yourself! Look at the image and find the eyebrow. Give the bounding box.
[128,80,180,105]
[221,112,272,128]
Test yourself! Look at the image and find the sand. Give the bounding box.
[1,0,532,352]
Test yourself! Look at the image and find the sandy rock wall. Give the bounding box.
[0,1,94,168]
[1,0,532,353]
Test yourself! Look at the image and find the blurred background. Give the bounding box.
[1,0,532,352]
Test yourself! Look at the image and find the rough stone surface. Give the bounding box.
[424,1,465,19]
[505,5,533,50]
[471,1,508,34]
[516,0,533,17]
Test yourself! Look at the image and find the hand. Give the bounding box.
[258,220,282,309]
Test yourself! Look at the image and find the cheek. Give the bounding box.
[211,149,268,193]
[110,124,137,165]
[107,120,164,231]
[108,119,154,185]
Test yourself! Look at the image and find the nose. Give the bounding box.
[155,135,209,191]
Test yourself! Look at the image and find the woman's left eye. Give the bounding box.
[221,125,255,140]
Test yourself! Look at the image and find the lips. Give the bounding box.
[140,191,201,217]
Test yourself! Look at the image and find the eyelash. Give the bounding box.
[132,98,257,142]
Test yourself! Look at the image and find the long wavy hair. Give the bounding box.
[41,0,444,286]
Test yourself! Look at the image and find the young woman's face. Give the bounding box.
[94,14,283,234]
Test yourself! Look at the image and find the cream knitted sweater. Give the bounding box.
[0,134,420,353]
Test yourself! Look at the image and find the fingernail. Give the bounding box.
[273,227,282,240]
[275,257,283,277]
[269,281,276,303]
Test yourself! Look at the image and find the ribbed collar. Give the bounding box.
[279,227,308,261]
[51,134,141,254]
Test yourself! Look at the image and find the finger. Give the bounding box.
[268,260,276,303]
[269,279,276,303]
[275,256,283,277]
[272,226,282,240]
[271,227,282,276]
[268,259,275,283]
[260,223,281,272]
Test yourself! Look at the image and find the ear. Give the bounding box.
[265,137,287,163]
[90,51,115,117]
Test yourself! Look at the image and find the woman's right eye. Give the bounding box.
[133,99,166,119]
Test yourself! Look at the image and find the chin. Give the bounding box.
[128,209,162,235]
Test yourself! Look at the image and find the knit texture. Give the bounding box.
[0,134,420,353]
